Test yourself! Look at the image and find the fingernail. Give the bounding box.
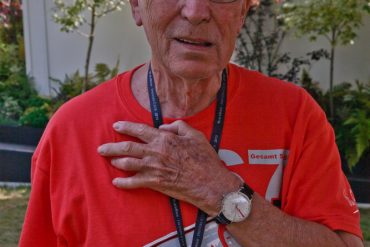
[98,145,106,154]
[113,122,121,130]
[112,178,119,186]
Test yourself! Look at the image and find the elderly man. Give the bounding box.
[20,0,363,246]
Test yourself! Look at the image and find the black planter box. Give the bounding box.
[0,150,31,182]
[0,125,44,183]
[0,125,44,146]
[342,151,370,204]
[348,177,370,204]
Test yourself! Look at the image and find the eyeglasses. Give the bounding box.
[209,0,238,3]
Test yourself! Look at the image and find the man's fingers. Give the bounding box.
[159,120,187,135]
[113,121,158,143]
[159,120,202,137]
[98,141,150,157]
[112,173,152,189]
[111,157,144,171]
[113,176,141,189]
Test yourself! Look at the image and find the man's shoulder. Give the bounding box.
[229,63,325,123]
[48,70,131,128]
[53,78,115,119]
[230,63,303,94]
[229,63,309,106]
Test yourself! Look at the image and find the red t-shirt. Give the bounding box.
[19,64,362,246]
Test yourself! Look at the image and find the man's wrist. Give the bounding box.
[205,172,244,217]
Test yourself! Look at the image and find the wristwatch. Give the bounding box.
[215,183,254,225]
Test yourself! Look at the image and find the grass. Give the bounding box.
[361,208,370,242]
[0,186,369,246]
[0,186,29,246]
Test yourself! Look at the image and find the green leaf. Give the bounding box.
[343,110,370,168]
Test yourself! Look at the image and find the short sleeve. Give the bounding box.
[19,134,59,246]
[281,90,362,239]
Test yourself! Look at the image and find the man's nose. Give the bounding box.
[180,0,211,25]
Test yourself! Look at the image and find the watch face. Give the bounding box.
[222,192,252,222]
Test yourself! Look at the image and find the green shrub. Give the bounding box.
[0,40,54,128]
[335,81,370,169]
[52,71,89,103]
[51,62,119,112]
[0,96,22,120]
[19,103,52,128]
[0,74,37,108]
[0,43,23,81]
[25,95,52,108]
[0,116,18,126]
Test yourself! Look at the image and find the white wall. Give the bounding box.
[23,1,369,95]
[22,0,51,95]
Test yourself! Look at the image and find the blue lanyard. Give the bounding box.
[147,64,227,247]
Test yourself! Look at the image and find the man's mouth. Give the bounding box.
[175,38,213,47]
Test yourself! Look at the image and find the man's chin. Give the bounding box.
[169,62,220,81]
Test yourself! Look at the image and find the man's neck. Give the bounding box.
[131,62,222,118]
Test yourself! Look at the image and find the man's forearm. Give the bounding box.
[226,194,362,247]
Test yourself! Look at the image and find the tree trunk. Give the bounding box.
[82,6,96,93]
[329,37,336,123]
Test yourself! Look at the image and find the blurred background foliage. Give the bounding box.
[0,0,120,128]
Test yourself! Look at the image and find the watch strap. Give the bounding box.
[215,212,231,225]
[240,183,254,200]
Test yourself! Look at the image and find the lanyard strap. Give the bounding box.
[147,64,227,247]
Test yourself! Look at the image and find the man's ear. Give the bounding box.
[250,0,260,7]
[130,0,143,26]
[238,0,252,33]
